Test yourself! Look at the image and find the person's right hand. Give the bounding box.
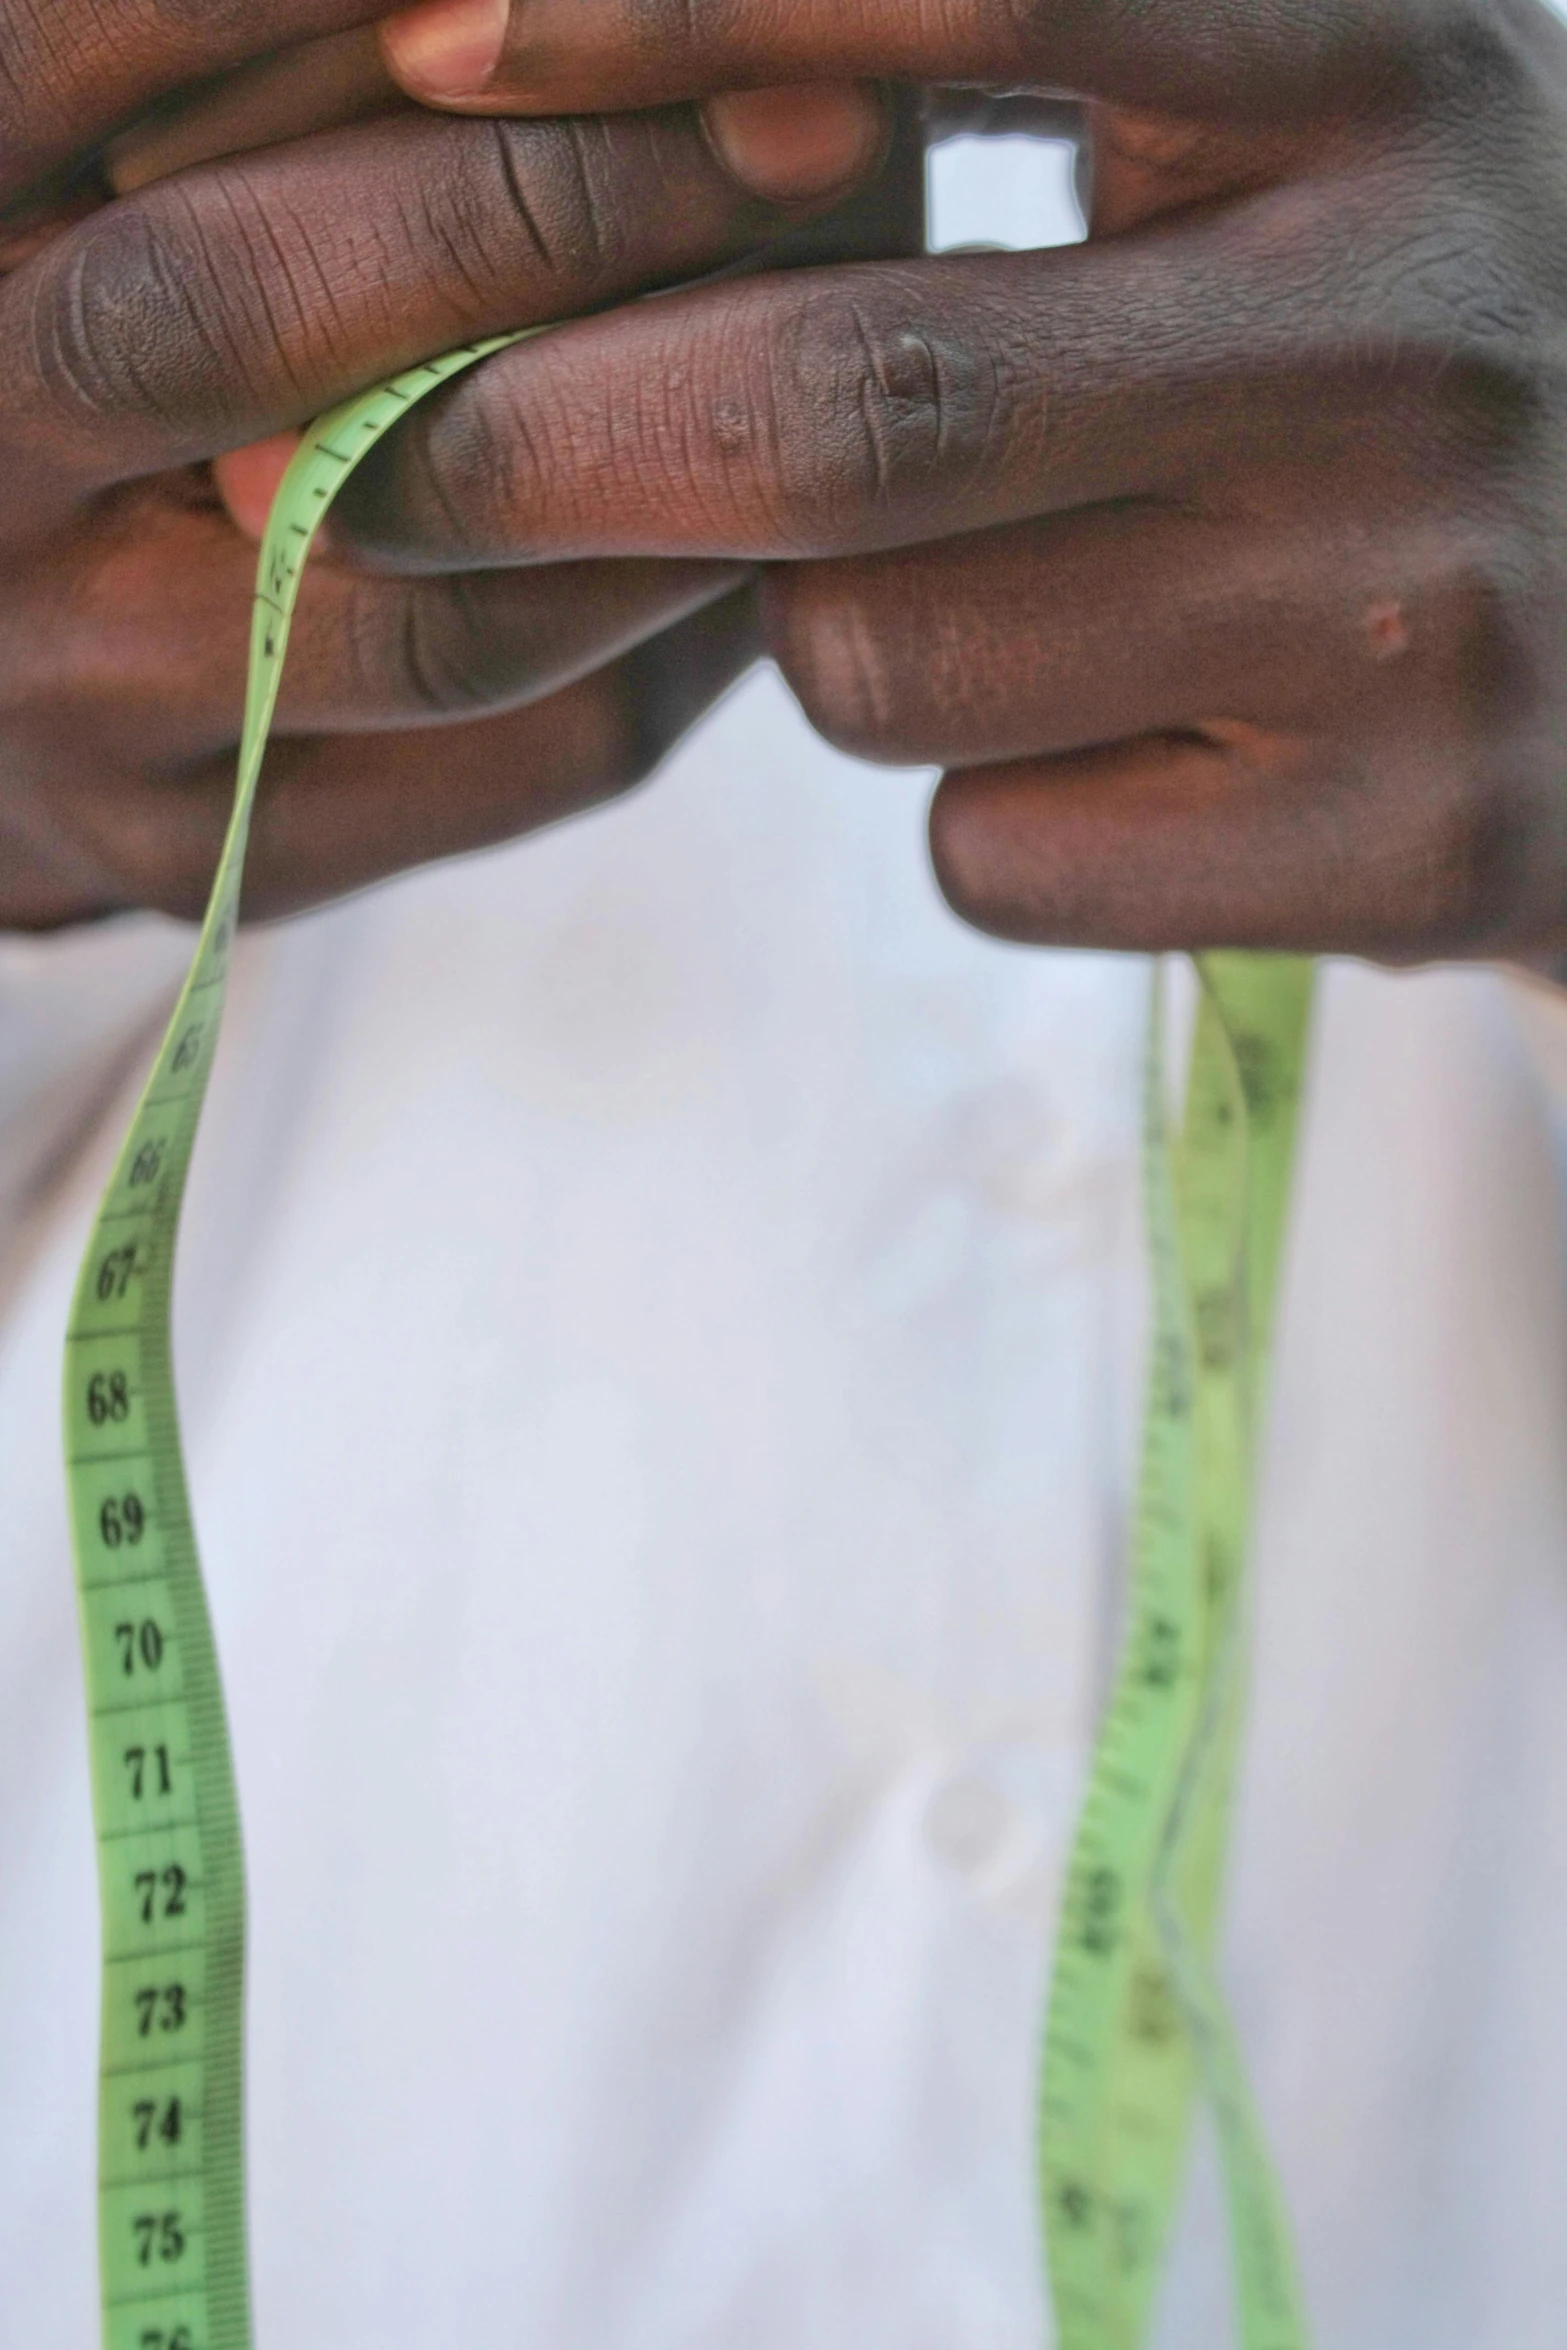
[364,0,1567,971]
[0,4,897,928]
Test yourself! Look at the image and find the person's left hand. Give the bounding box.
[352,0,1567,968]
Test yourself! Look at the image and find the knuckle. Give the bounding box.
[1399,553,1553,954]
[484,117,632,286]
[1406,772,1517,953]
[1379,225,1546,403]
[1414,340,1564,517]
[1360,745,1519,963]
[426,368,551,560]
[383,578,517,720]
[749,280,999,553]
[1350,134,1565,416]
[340,368,538,569]
[764,567,905,761]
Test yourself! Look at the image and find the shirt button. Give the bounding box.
[920,1748,1061,1901]
[924,1769,1013,1878]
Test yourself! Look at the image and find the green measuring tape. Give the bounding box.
[60,333,526,2350]
[1040,953,1315,2348]
[61,330,1315,2350]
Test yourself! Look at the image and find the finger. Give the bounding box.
[104,26,405,197]
[16,482,746,760]
[0,98,889,532]
[376,0,1421,121]
[760,505,1427,770]
[200,82,913,549]
[243,553,752,745]
[0,0,390,207]
[700,84,890,208]
[331,208,1419,574]
[211,436,307,545]
[927,720,1506,961]
[38,587,760,924]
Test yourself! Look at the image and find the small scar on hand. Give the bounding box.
[1362,599,1411,661]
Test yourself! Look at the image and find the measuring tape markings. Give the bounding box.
[1039,975,1204,2349]
[1153,958,1313,2350]
[62,332,533,2350]
[1040,955,1314,2350]
[63,324,1316,2350]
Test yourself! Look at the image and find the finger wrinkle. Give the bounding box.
[404,174,498,319]
[417,366,558,564]
[551,116,632,278]
[203,156,432,384]
[765,285,965,546]
[190,175,317,394]
[485,120,566,278]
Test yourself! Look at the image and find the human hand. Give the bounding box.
[0,2,901,927]
[363,0,1567,964]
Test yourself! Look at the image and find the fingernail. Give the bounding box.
[379,0,508,100]
[212,433,303,544]
[702,84,885,204]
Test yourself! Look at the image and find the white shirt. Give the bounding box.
[6,146,1567,2350]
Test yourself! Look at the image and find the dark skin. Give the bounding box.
[358,0,1567,967]
[7,0,1567,975]
[0,13,905,925]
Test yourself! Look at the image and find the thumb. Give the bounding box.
[377,0,1441,124]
